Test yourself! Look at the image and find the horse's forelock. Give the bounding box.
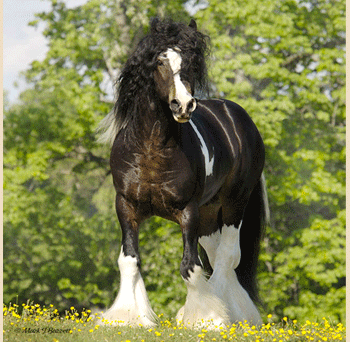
[123,18,209,84]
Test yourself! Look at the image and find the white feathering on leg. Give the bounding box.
[178,265,229,330]
[209,223,262,326]
[101,248,157,327]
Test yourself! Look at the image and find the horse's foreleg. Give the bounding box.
[177,202,229,329]
[102,195,156,327]
[179,203,202,281]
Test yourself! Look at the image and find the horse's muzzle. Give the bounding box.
[171,98,197,123]
[173,113,192,123]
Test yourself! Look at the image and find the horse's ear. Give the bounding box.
[189,19,197,30]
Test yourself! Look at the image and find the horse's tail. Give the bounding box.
[236,174,270,305]
[96,110,118,146]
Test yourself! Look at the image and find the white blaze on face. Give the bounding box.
[165,48,182,74]
[165,48,194,113]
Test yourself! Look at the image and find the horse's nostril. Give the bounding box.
[187,99,196,113]
[170,99,182,113]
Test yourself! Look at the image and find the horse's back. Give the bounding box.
[196,99,263,155]
[194,98,264,186]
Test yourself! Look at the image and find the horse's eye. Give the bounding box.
[157,60,164,66]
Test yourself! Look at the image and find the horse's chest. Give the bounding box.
[119,147,195,213]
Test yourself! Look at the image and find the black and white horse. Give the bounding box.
[98,18,268,329]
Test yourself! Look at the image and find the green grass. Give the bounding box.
[3,303,346,342]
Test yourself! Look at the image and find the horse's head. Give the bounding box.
[154,47,197,123]
[149,18,208,123]
[114,19,208,130]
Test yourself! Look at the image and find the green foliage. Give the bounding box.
[140,217,186,317]
[259,211,346,323]
[3,0,345,324]
[4,177,119,311]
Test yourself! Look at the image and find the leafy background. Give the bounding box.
[4,0,345,324]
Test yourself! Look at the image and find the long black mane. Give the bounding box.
[113,18,210,135]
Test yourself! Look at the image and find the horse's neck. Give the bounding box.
[127,101,176,149]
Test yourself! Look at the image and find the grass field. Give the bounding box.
[3,303,346,342]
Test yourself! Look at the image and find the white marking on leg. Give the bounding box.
[102,247,156,327]
[178,265,229,329]
[181,223,261,328]
[208,222,262,325]
[215,222,242,270]
[189,120,214,177]
[199,229,221,267]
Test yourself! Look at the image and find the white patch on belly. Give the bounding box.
[189,120,214,177]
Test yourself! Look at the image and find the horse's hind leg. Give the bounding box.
[178,195,262,328]
[176,202,230,329]
[205,201,262,325]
